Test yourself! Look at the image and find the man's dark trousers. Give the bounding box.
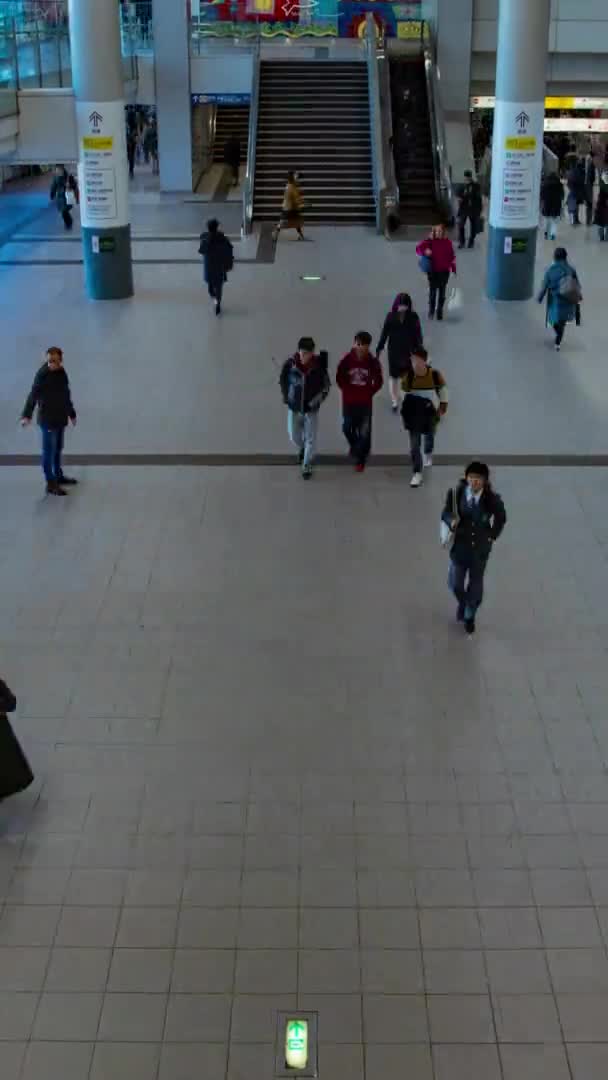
[342,406,372,465]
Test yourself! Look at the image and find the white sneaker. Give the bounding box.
[410,472,423,488]
[423,453,433,468]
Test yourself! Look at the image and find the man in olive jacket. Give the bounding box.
[21,347,77,496]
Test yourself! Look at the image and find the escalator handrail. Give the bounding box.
[242,34,260,237]
[422,20,455,224]
[377,48,399,233]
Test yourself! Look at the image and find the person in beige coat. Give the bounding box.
[273,171,305,240]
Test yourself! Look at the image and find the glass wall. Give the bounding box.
[0,0,143,90]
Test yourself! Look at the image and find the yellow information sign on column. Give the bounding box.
[285,1019,308,1070]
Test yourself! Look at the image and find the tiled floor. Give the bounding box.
[0,462,608,1079]
[1,200,606,457]
[2,188,608,1077]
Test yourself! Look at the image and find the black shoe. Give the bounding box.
[215,302,221,316]
[302,466,313,479]
[464,617,476,635]
[428,310,435,320]
[46,482,66,496]
[456,604,465,623]
[436,311,443,321]
[57,475,77,486]
[467,242,475,249]
[297,449,305,465]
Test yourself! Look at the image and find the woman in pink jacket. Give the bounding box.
[416,224,457,321]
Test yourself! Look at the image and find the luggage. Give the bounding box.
[0,679,34,802]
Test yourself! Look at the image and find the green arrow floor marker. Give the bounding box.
[285,1018,308,1070]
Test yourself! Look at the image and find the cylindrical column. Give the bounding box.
[68,0,133,299]
[486,0,551,301]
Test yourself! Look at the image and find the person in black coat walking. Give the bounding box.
[20,347,77,496]
[223,134,241,187]
[540,172,564,241]
[199,218,234,316]
[376,293,423,412]
[567,159,586,225]
[457,170,483,249]
[441,461,507,636]
[0,677,34,804]
[594,173,608,240]
[584,151,597,226]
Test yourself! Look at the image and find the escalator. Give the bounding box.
[390,57,440,226]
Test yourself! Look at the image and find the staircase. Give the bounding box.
[253,61,375,224]
[390,58,439,225]
[212,105,249,165]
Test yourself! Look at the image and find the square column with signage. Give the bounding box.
[69,0,134,300]
[486,0,551,301]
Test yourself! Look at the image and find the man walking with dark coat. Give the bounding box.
[441,461,507,636]
[21,347,77,496]
[457,170,483,249]
[199,218,234,316]
[223,134,241,187]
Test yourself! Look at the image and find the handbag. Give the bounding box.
[418,254,432,274]
[439,487,459,550]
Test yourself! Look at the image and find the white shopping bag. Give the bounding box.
[446,286,464,319]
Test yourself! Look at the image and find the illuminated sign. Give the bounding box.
[285,1019,308,1070]
[472,95,608,110]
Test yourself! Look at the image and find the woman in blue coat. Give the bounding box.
[537,247,582,351]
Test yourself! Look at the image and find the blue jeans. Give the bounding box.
[448,554,487,618]
[41,425,65,484]
[409,429,434,473]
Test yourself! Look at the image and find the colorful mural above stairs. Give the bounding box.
[196,0,423,38]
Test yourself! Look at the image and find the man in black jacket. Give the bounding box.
[223,134,241,187]
[280,337,330,479]
[457,170,483,249]
[441,461,507,635]
[199,219,234,316]
[21,347,77,496]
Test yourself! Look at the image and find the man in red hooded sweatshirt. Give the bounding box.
[336,331,383,473]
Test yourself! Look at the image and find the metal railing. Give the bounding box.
[242,34,260,236]
[190,11,339,48]
[422,21,455,225]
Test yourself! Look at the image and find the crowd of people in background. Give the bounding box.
[126,107,158,178]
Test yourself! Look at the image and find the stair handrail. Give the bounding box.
[242,33,261,237]
[365,12,388,234]
[422,20,455,225]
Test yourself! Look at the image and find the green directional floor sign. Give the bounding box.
[275,1009,318,1077]
[285,1018,308,1070]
